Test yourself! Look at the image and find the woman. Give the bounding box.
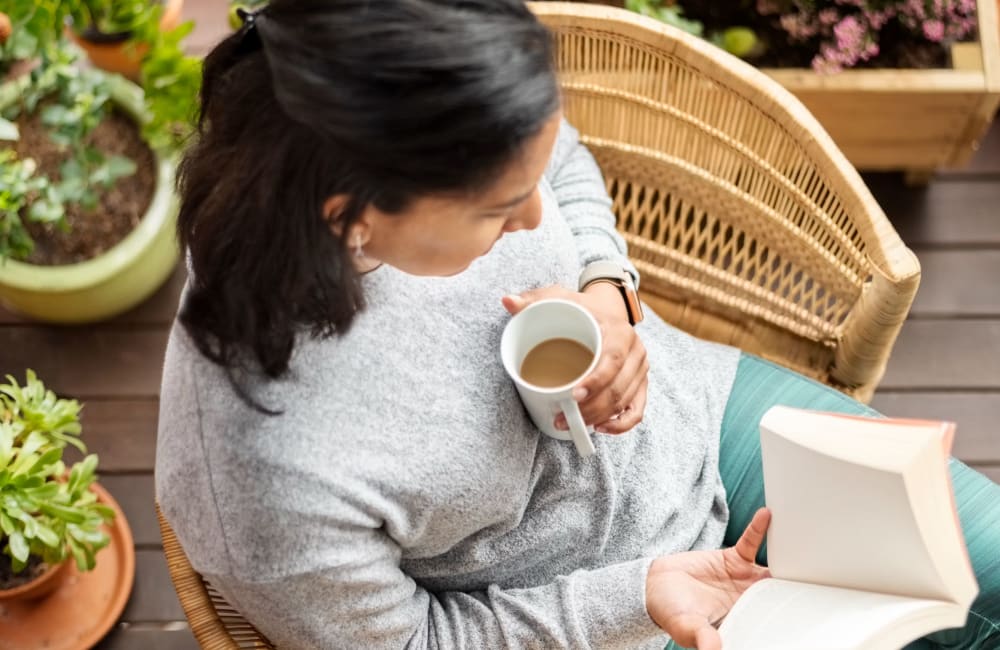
[155,1,999,649]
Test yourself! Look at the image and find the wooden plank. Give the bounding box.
[96,626,198,650]
[870,392,1000,462]
[99,474,160,547]
[865,175,1000,246]
[0,264,185,326]
[942,113,1000,174]
[880,320,1000,389]
[908,250,1000,316]
[120,550,186,622]
[63,400,159,472]
[0,328,169,398]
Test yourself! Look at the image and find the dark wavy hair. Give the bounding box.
[177,0,559,382]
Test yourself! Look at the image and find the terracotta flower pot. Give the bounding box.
[0,558,72,604]
[0,483,135,650]
[67,0,185,80]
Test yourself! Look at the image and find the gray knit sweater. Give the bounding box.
[155,122,740,649]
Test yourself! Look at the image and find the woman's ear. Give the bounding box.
[323,195,376,249]
[322,195,351,236]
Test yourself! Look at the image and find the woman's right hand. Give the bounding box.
[645,508,772,649]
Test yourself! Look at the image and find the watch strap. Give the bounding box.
[578,261,644,325]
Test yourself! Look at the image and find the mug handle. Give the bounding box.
[559,398,596,457]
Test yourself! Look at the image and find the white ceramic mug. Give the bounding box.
[501,299,601,457]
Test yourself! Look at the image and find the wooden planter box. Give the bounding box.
[563,0,1000,179]
[764,0,1000,180]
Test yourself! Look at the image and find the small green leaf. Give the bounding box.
[39,105,73,128]
[0,511,15,536]
[90,156,133,186]
[8,531,29,562]
[21,516,38,539]
[92,504,116,522]
[38,502,87,524]
[0,118,19,142]
[28,446,63,475]
[68,525,108,545]
[8,31,39,62]
[34,523,60,548]
[25,482,60,500]
[68,537,92,571]
[28,199,65,224]
[58,435,88,455]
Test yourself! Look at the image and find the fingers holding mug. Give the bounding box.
[595,372,648,434]
[571,336,648,433]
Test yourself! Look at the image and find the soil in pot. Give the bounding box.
[11,107,156,266]
[0,555,47,591]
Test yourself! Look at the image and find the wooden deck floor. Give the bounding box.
[1,2,998,647]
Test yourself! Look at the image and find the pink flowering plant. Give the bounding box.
[757,0,978,72]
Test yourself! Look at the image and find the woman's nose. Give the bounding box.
[503,188,543,233]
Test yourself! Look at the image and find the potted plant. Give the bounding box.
[0,371,134,648]
[591,0,1000,180]
[0,3,196,323]
[0,370,114,601]
[67,0,185,80]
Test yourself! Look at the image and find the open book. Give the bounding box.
[718,406,978,650]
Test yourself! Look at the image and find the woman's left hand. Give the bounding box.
[502,283,648,434]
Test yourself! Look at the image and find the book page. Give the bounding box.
[718,578,966,650]
[759,407,975,604]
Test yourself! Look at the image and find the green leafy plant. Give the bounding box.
[135,19,201,151]
[624,0,765,58]
[0,151,60,261]
[0,1,200,154]
[0,370,114,575]
[76,0,160,36]
[0,1,78,74]
[0,44,137,261]
[625,0,705,37]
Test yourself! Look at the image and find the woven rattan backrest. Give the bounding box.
[534,2,920,402]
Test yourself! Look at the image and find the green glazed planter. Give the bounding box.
[0,73,180,324]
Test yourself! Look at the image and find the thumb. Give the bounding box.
[501,294,529,315]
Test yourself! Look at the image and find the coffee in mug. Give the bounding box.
[520,338,595,388]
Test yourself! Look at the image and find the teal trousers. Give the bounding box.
[668,353,1000,649]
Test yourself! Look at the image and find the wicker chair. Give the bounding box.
[158,3,920,647]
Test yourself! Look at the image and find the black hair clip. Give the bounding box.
[236,7,260,29]
[233,6,265,55]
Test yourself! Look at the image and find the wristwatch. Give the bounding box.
[578,261,644,326]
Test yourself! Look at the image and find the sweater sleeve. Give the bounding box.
[545,119,640,287]
[206,509,665,650]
